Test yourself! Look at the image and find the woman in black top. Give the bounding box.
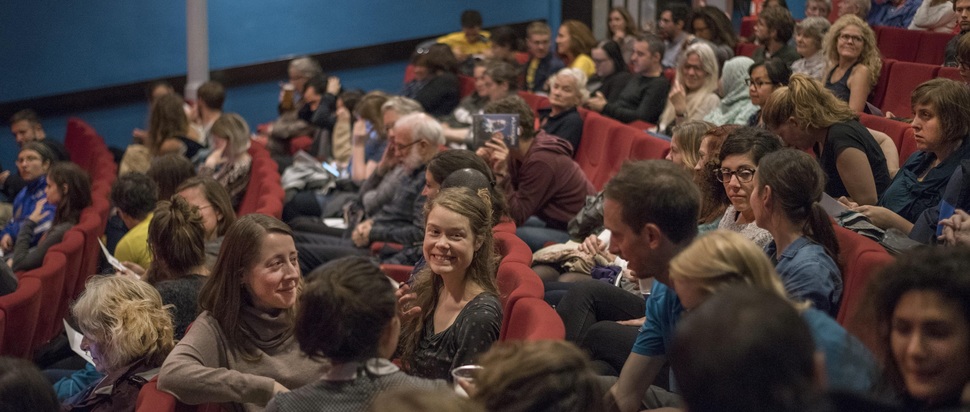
[588,40,632,103]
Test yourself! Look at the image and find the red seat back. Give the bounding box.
[500,297,565,341]
[21,252,68,349]
[740,16,757,38]
[877,27,919,62]
[880,61,937,118]
[459,75,476,98]
[869,58,895,109]
[135,376,224,412]
[576,111,645,190]
[48,230,86,333]
[936,66,963,82]
[833,225,893,353]
[494,231,533,266]
[734,43,759,58]
[517,91,551,116]
[630,134,671,161]
[916,31,953,65]
[857,113,910,153]
[496,262,545,339]
[0,277,42,357]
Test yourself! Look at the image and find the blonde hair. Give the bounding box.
[658,43,720,130]
[669,230,803,309]
[473,340,606,412]
[549,67,590,104]
[823,15,881,87]
[72,275,175,372]
[761,74,856,130]
[209,113,251,157]
[672,120,715,169]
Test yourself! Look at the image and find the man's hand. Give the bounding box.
[0,234,12,251]
[352,220,373,248]
[940,209,970,246]
[587,91,608,112]
[326,76,341,95]
[28,199,50,224]
[481,135,510,176]
[0,170,10,185]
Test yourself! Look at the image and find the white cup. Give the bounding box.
[451,364,483,397]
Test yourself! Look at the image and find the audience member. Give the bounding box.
[762,74,891,205]
[348,92,390,184]
[523,21,566,93]
[488,26,521,66]
[823,15,881,113]
[864,247,970,410]
[443,60,489,130]
[329,89,364,166]
[752,6,800,66]
[158,214,329,411]
[110,173,158,273]
[410,44,461,117]
[588,40,634,103]
[957,33,970,83]
[751,149,843,316]
[199,113,252,208]
[556,20,597,77]
[704,56,760,126]
[845,79,970,236]
[608,7,640,64]
[149,93,204,158]
[870,0,922,27]
[265,256,446,412]
[195,80,225,145]
[792,17,831,82]
[944,0,970,66]
[146,196,209,339]
[8,162,90,272]
[0,142,57,254]
[746,59,792,126]
[0,357,59,412]
[602,160,699,411]
[688,6,739,65]
[425,150,508,224]
[437,10,491,63]
[396,188,502,381]
[838,0,873,18]
[658,4,692,68]
[1,110,68,202]
[64,275,175,411]
[472,341,606,412]
[695,125,736,230]
[657,42,720,134]
[441,60,517,145]
[147,153,197,202]
[587,34,671,124]
[805,0,833,16]
[910,0,958,31]
[176,177,237,268]
[713,127,780,248]
[297,75,340,154]
[540,68,588,152]
[477,96,595,251]
[280,57,323,112]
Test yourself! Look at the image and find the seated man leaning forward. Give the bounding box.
[586,34,672,124]
[476,95,596,251]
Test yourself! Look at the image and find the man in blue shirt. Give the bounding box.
[601,161,699,412]
[868,0,921,28]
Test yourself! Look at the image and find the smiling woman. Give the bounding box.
[397,187,501,381]
[158,214,329,412]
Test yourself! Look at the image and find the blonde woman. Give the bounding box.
[64,275,175,411]
[822,15,881,113]
[668,230,877,394]
[666,120,713,171]
[656,42,720,135]
[200,113,252,208]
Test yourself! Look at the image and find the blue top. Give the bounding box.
[766,236,843,317]
[880,140,970,224]
[0,175,56,248]
[631,281,684,357]
[802,308,879,393]
[868,0,921,28]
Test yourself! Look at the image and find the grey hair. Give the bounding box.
[288,57,322,79]
[381,96,424,116]
[396,112,445,146]
[795,17,831,46]
[550,68,590,102]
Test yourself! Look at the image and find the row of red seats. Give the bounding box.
[575,108,671,190]
[871,58,961,119]
[0,118,117,357]
[236,142,285,219]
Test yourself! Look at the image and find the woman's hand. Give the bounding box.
[0,234,11,251]
[668,81,688,114]
[204,147,226,169]
[351,219,373,248]
[326,76,341,95]
[849,205,895,229]
[336,106,350,123]
[272,381,290,395]
[837,196,859,209]
[616,317,645,327]
[940,209,970,247]
[352,119,369,146]
[395,284,422,321]
[28,199,50,223]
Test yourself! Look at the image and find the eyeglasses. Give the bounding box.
[683,64,707,74]
[838,33,864,43]
[715,167,757,183]
[393,139,422,151]
[744,78,773,87]
[16,155,41,163]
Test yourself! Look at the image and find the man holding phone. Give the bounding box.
[476,95,595,251]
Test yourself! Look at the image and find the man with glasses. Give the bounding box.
[752,6,800,66]
[587,34,671,124]
[944,0,970,67]
[524,21,565,93]
[2,109,69,204]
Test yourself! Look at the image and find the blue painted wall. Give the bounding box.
[0,0,560,168]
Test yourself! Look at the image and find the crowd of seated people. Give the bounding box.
[8,4,970,412]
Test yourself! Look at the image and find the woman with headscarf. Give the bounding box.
[704,56,761,126]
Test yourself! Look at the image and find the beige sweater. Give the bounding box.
[157,308,329,412]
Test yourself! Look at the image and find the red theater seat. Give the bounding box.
[0,277,42,357]
[834,225,893,353]
[876,27,919,62]
[916,31,953,65]
[880,61,937,118]
[501,297,565,341]
[22,252,67,349]
[937,66,963,81]
[869,58,895,109]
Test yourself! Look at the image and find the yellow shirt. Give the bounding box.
[437,31,491,57]
[570,54,596,78]
[115,213,153,270]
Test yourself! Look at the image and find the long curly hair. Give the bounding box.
[822,14,881,87]
[398,188,499,367]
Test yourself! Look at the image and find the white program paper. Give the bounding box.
[64,319,94,365]
[99,239,127,273]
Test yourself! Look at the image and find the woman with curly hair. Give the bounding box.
[396,188,501,381]
[822,15,882,113]
[64,275,175,411]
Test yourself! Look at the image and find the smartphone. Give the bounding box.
[471,113,520,150]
